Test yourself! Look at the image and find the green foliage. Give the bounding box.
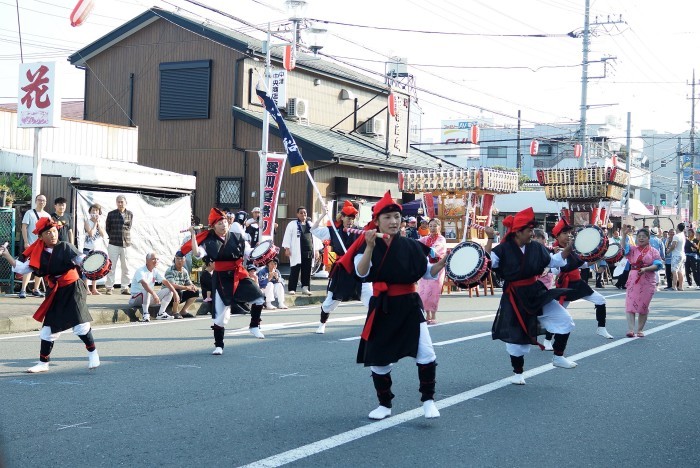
[191,255,204,269]
[0,173,32,201]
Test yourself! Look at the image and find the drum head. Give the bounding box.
[251,240,273,258]
[574,227,602,255]
[446,242,484,281]
[604,242,621,260]
[83,251,107,272]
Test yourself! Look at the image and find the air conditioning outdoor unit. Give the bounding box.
[363,117,385,136]
[286,98,309,120]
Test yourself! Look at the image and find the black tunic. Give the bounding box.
[491,240,569,344]
[326,226,362,301]
[200,231,264,314]
[33,242,92,333]
[556,253,594,302]
[356,236,431,366]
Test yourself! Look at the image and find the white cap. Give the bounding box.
[252,206,261,212]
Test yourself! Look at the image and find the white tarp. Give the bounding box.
[75,189,192,284]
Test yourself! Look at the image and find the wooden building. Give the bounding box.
[69,7,454,250]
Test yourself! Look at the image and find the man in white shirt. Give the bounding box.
[128,252,178,322]
[668,223,687,291]
[282,207,322,296]
[19,194,51,299]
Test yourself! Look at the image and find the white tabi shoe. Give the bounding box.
[301,286,313,296]
[27,362,49,373]
[315,323,326,334]
[212,347,223,355]
[542,339,554,351]
[596,327,614,339]
[552,355,578,369]
[368,405,392,420]
[249,327,265,339]
[422,400,440,418]
[278,303,288,309]
[511,374,526,385]
[265,302,277,310]
[88,350,100,370]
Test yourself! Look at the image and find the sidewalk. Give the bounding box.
[0,275,330,335]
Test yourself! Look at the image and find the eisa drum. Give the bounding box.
[250,239,279,267]
[573,225,608,263]
[82,251,112,280]
[444,241,490,289]
[603,241,624,264]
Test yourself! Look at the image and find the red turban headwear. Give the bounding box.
[340,200,358,217]
[552,218,573,237]
[22,218,60,270]
[372,191,402,217]
[502,207,536,241]
[32,217,59,236]
[208,208,226,226]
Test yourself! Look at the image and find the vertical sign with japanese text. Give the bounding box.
[387,89,409,157]
[270,70,287,110]
[260,153,287,238]
[17,61,60,128]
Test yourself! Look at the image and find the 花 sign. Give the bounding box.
[17,62,60,128]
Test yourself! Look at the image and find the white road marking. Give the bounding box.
[238,312,700,468]
[339,314,494,341]
[56,422,91,431]
[226,316,367,336]
[433,332,492,346]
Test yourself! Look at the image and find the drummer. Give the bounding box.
[548,219,614,343]
[311,200,372,334]
[0,218,100,373]
[484,208,578,385]
[183,208,266,355]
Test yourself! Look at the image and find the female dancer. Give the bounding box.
[418,218,447,324]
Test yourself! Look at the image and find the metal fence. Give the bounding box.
[0,208,15,292]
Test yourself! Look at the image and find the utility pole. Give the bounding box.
[516,109,522,170]
[688,69,698,222]
[677,138,683,216]
[624,112,631,215]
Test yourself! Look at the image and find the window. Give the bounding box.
[537,144,553,156]
[159,60,212,120]
[486,146,507,159]
[216,177,242,209]
[660,159,667,167]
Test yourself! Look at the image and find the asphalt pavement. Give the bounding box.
[1,286,699,467]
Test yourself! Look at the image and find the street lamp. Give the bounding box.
[304,24,327,56]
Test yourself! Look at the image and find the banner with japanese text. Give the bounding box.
[270,70,287,110]
[260,152,287,237]
[17,61,60,128]
[422,192,435,219]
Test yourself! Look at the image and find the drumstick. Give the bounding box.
[343,227,391,240]
[180,225,204,233]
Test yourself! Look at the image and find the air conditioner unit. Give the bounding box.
[363,117,385,136]
[286,98,309,120]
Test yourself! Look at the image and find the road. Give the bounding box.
[1,289,698,467]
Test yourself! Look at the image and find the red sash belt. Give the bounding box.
[360,283,417,341]
[33,268,80,322]
[557,269,581,304]
[504,276,544,350]
[214,259,249,297]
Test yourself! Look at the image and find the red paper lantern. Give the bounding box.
[388,93,397,117]
[529,139,539,156]
[283,45,296,71]
[470,125,480,144]
[574,143,582,158]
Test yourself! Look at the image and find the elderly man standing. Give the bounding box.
[165,251,200,319]
[105,195,134,295]
[128,252,178,322]
[282,206,321,296]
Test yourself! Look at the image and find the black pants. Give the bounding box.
[614,269,629,289]
[665,263,673,287]
[686,255,700,286]
[288,254,312,292]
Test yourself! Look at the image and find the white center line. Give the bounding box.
[339,314,494,341]
[238,312,700,468]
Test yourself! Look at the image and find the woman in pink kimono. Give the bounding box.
[621,226,663,337]
[418,218,447,324]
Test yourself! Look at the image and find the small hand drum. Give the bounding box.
[573,225,608,263]
[250,239,279,267]
[445,241,490,289]
[82,251,112,280]
[603,241,624,264]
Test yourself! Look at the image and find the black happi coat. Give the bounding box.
[34,242,92,333]
[327,226,362,301]
[491,240,569,344]
[356,236,431,366]
[556,252,594,302]
[201,231,264,312]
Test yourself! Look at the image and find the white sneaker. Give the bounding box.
[156,313,174,320]
[27,362,49,373]
[140,314,150,323]
[316,323,326,334]
[212,347,223,355]
[88,350,100,369]
[265,302,277,310]
[596,327,614,339]
[301,286,312,296]
[249,327,265,339]
[553,355,578,369]
[368,406,392,420]
[422,400,440,418]
[278,303,289,309]
[511,374,526,385]
[289,290,296,295]
[543,339,554,351]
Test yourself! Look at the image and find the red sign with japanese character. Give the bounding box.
[17,62,59,128]
[261,153,287,238]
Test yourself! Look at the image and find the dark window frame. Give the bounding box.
[159,60,212,120]
[216,177,243,210]
[486,146,508,159]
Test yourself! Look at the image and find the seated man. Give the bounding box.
[165,251,200,318]
[257,257,288,310]
[129,252,178,322]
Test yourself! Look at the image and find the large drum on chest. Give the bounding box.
[444,241,490,289]
[250,240,279,267]
[603,241,623,264]
[573,225,608,262]
[82,251,112,280]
